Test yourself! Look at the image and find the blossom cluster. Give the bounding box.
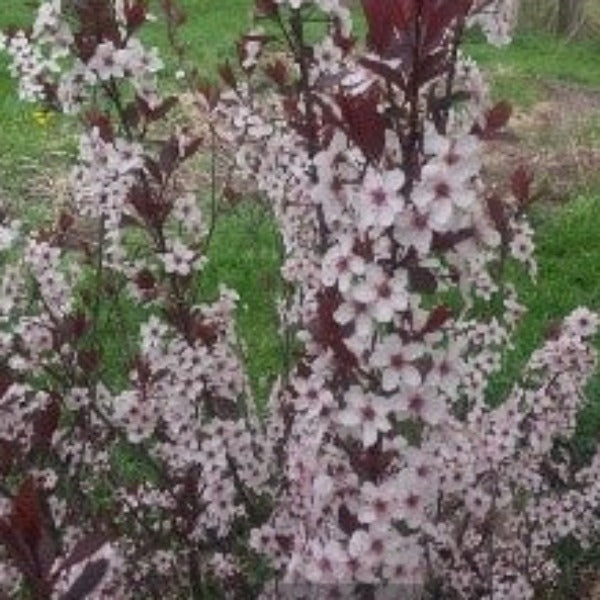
[219,1,600,598]
[0,1,272,597]
[0,0,598,599]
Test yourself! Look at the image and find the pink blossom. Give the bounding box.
[371,336,423,391]
[336,387,392,447]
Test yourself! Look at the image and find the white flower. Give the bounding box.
[337,387,391,447]
[351,265,408,323]
[396,472,428,528]
[122,38,163,75]
[356,168,405,230]
[564,307,599,338]
[509,231,534,263]
[413,163,475,229]
[172,194,206,236]
[371,336,423,391]
[0,222,18,250]
[394,207,434,255]
[88,41,124,80]
[162,240,196,276]
[333,297,373,339]
[428,344,465,396]
[358,481,397,524]
[313,37,343,74]
[425,129,481,181]
[321,236,365,292]
[397,383,446,425]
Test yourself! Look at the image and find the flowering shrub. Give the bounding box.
[0,1,273,597]
[0,0,599,599]
[221,0,600,598]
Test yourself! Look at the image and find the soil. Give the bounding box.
[483,80,600,203]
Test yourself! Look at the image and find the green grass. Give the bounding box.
[0,0,254,201]
[200,202,285,405]
[76,201,284,406]
[466,31,600,106]
[487,192,600,455]
[143,0,253,75]
[0,1,286,405]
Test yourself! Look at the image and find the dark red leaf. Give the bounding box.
[420,305,452,337]
[264,59,289,89]
[417,49,448,86]
[125,0,147,31]
[122,101,140,129]
[511,166,534,207]
[84,111,113,143]
[158,136,180,176]
[146,96,179,122]
[144,157,163,183]
[422,0,472,52]
[127,183,170,228]
[57,211,75,233]
[479,100,512,138]
[408,266,437,293]
[190,318,219,347]
[338,87,386,163]
[307,289,358,374]
[358,56,405,88]
[0,368,14,399]
[349,441,395,481]
[197,80,220,110]
[60,559,109,600]
[32,399,61,451]
[57,534,108,576]
[57,313,89,344]
[181,137,202,160]
[255,0,278,18]
[486,194,508,238]
[332,24,356,55]
[134,268,156,291]
[361,0,414,57]
[159,0,186,26]
[431,228,474,251]
[77,349,100,374]
[338,504,361,536]
[10,478,43,553]
[0,517,38,583]
[218,61,236,89]
[36,529,56,580]
[0,439,15,475]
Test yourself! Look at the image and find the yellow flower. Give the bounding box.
[32,108,52,127]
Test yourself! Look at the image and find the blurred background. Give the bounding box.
[518,0,600,37]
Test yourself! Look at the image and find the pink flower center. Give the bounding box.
[408,394,424,413]
[390,353,405,369]
[361,405,376,421]
[434,181,451,198]
[377,282,392,299]
[371,187,387,206]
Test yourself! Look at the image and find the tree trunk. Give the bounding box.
[557,0,584,36]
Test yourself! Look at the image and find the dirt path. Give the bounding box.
[484,80,600,202]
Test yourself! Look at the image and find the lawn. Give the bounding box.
[466,30,600,106]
